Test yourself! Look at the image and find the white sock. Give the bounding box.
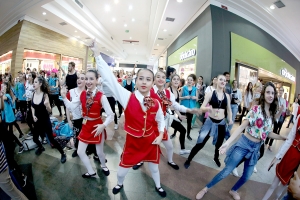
[77,141,95,174]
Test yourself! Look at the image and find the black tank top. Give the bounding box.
[124,81,132,92]
[31,93,49,120]
[169,87,179,103]
[66,73,77,90]
[209,90,227,109]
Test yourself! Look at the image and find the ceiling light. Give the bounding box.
[112,18,116,22]
[270,5,275,9]
[75,30,77,32]
[163,29,167,32]
[124,24,127,27]
[157,44,159,46]
[105,5,111,11]
[114,0,119,4]
[129,5,133,10]
[132,18,135,22]
[42,12,46,15]
[130,37,132,39]
[177,0,183,2]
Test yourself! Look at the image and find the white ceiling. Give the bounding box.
[0,0,300,66]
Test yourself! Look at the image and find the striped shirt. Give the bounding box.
[0,142,8,173]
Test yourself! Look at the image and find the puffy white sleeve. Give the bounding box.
[101,95,114,127]
[95,55,131,109]
[155,103,165,132]
[63,98,81,113]
[169,91,187,113]
[275,115,299,159]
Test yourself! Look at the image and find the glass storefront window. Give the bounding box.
[0,51,12,73]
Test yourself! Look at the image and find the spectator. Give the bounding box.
[223,72,232,95]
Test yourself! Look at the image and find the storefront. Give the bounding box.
[231,32,296,105]
[167,37,197,80]
[0,51,12,74]
[61,55,83,72]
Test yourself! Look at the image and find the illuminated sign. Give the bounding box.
[180,49,196,61]
[280,68,295,82]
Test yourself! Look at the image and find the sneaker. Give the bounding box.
[114,124,118,130]
[42,139,48,144]
[72,150,78,157]
[187,135,192,140]
[170,134,176,139]
[61,153,67,163]
[35,147,45,155]
[184,160,191,169]
[103,113,107,117]
[179,149,191,155]
[229,190,240,200]
[253,166,257,173]
[18,146,24,154]
[213,158,221,167]
[232,168,239,177]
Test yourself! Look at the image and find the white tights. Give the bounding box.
[77,138,107,174]
[162,138,174,163]
[117,163,161,188]
[262,176,287,200]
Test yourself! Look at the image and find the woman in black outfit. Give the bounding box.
[31,76,67,163]
[169,74,190,155]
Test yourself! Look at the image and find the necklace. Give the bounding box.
[214,92,224,117]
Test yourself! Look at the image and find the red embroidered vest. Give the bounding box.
[150,88,170,116]
[124,94,159,137]
[80,90,103,120]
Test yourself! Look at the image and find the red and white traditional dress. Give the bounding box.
[63,88,114,144]
[95,55,165,168]
[150,85,187,140]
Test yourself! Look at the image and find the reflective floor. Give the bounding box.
[13,107,291,200]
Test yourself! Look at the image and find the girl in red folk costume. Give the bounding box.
[262,108,300,200]
[61,69,114,178]
[90,42,167,197]
[132,71,198,170]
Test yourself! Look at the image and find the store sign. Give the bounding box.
[180,49,196,61]
[280,68,295,82]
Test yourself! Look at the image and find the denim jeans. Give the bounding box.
[282,192,296,200]
[228,104,238,131]
[206,136,259,191]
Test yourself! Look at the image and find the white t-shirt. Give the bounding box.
[66,88,83,120]
[205,86,215,94]
[25,82,35,101]
[292,102,299,116]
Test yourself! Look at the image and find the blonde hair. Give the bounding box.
[253,82,262,91]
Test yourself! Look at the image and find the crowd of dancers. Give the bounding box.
[0,41,300,200]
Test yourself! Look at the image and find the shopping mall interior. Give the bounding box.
[1,0,300,200]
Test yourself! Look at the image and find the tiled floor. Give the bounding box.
[13,107,292,199]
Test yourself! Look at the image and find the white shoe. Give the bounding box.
[114,124,118,130]
[103,113,107,117]
[232,168,239,177]
[179,149,191,155]
[253,166,257,173]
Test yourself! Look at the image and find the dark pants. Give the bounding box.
[239,107,248,125]
[72,118,83,149]
[49,94,62,115]
[107,97,117,124]
[170,119,186,149]
[186,113,193,135]
[33,119,64,154]
[187,124,226,162]
[117,101,123,117]
[265,115,286,146]
[287,115,294,128]
[26,101,34,133]
[6,122,22,147]
[18,101,27,122]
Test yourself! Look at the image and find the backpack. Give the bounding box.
[22,137,38,151]
[53,121,73,139]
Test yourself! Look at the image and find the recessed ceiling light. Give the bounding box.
[75,30,77,32]
[130,37,132,39]
[157,44,159,46]
[177,0,183,2]
[270,5,275,9]
[112,18,116,22]
[132,18,135,22]
[105,5,111,11]
[42,12,46,15]
[129,5,133,10]
[124,24,127,27]
[132,43,134,45]
[107,50,108,51]
[114,0,119,4]
[163,29,167,32]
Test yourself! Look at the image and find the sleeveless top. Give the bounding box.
[209,90,227,110]
[31,93,49,120]
[169,87,179,103]
[66,73,77,90]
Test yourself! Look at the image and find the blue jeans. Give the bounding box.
[228,104,238,131]
[206,145,255,191]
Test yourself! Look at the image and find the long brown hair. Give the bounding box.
[259,82,278,123]
[36,76,50,94]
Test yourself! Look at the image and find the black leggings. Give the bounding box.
[117,101,123,117]
[33,119,64,154]
[7,122,23,147]
[73,118,83,149]
[26,101,34,133]
[18,100,27,122]
[236,142,265,167]
[107,97,117,124]
[186,113,193,135]
[287,114,294,127]
[238,107,248,125]
[49,94,62,115]
[170,119,186,149]
[187,124,226,162]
